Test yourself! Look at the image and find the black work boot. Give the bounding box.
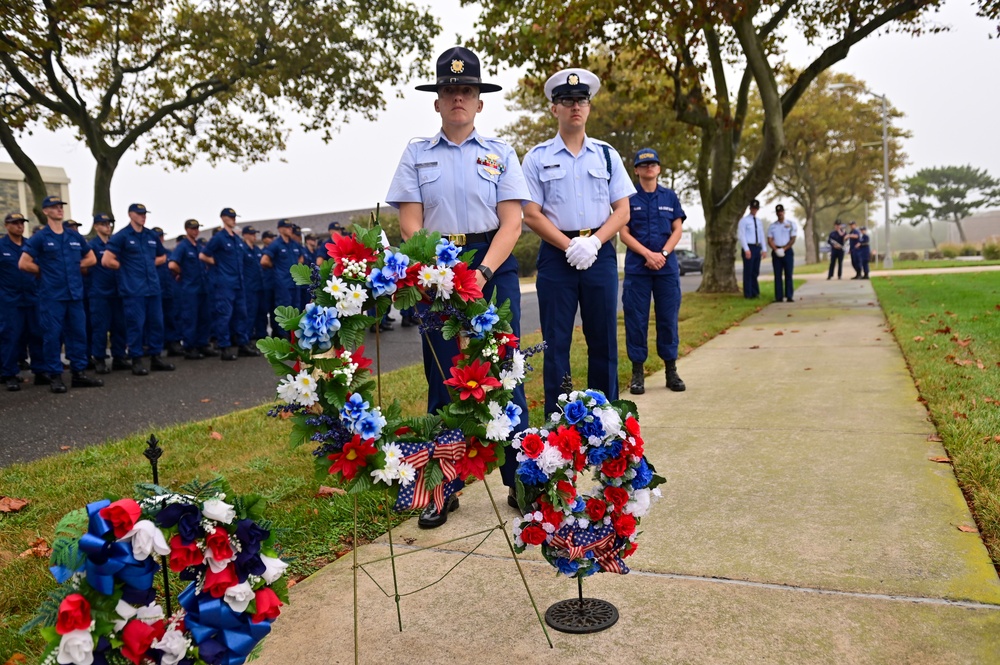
[165,341,185,357]
[93,357,111,375]
[184,348,205,360]
[111,357,133,371]
[665,360,686,392]
[132,357,149,376]
[220,346,238,361]
[237,344,260,357]
[71,372,104,388]
[49,374,68,393]
[4,376,21,392]
[629,363,645,395]
[417,495,459,529]
[199,346,220,357]
[150,355,175,371]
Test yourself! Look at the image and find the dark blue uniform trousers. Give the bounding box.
[162,296,180,344]
[537,240,619,418]
[416,244,525,488]
[828,249,844,279]
[772,249,795,301]
[243,289,261,342]
[213,286,248,348]
[622,265,681,365]
[850,250,862,277]
[123,295,164,358]
[39,299,88,374]
[89,296,127,360]
[176,291,212,350]
[742,244,763,298]
[0,304,43,377]
[249,289,269,340]
[860,249,871,277]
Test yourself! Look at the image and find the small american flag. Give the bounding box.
[550,523,629,575]
[394,429,466,512]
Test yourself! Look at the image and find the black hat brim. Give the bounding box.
[415,82,502,93]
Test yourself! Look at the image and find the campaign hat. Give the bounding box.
[415,47,502,94]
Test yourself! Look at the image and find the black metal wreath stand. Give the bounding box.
[544,577,619,634]
[143,434,173,618]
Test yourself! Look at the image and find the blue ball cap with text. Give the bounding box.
[634,148,660,167]
[93,212,113,224]
[42,195,66,208]
[276,218,292,228]
[128,203,149,214]
[241,225,258,235]
[220,207,238,218]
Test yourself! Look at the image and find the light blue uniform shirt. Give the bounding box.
[766,219,799,247]
[385,129,529,234]
[522,134,636,231]
[737,213,765,252]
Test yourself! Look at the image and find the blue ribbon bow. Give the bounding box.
[179,583,272,665]
[74,500,158,595]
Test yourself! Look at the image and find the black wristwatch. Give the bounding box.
[476,265,494,281]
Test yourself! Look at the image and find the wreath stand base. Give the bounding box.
[348,475,554,663]
[544,577,619,634]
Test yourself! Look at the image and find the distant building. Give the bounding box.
[0,162,72,231]
[946,209,1000,244]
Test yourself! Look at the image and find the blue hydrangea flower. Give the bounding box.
[555,557,580,576]
[632,457,653,489]
[356,411,385,439]
[367,266,398,297]
[504,402,522,429]
[516,459,548,486]
[579,416,605,439]
[572,497,585,513]
[435,239,460,266]
[298,303,340,351]
[563,399,588,424]
[609,440,623,458]
[587,446,611,466]
[341,393,369,424]
[584,389,607,406]
[470,304,500,337]
[383,250,410,281]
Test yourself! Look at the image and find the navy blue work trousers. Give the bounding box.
[622,265,681,365]
[742,244,763,298]
[123,294,164,359]
[772,249,795,301]
[176,291,212,350]
[89,296,127,359]
[39,299,88,374]
[0,303,43,376]
[536,240,619,418]
[213,286,248,348]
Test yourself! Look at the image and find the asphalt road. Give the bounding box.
[0,273,704,467]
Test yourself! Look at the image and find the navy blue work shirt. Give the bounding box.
[0,235,38,306]
[169,237,207,294]
[625,185,686,275]
[261,236,302,290]
[88,236,121,299]
[242,242,264,292]
[202,229,245,290]
[828,229,846,251]
[23,225,91,301]
[156,237,176,299]
[106,225,165,297]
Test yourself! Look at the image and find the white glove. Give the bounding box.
[564,237,588,268]
[575,235,601,270]
[576,251,599,271]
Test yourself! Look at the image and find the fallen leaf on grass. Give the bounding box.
[59,446,71,451]
[749,345,760,350]
[0,497,29,513]
[286,579,298,589]
[278,410,293,419]
[953,411,968,420]
[718,330,727,334]
[957,338,972,348]
[957,525,978,533]
[4,654,28,665]
[233,401,241,405]
[976,360,985,370]
[19,538,51,558]
[804,367,812,371]
[927,433,944,442]
[209,431,223,440]
[935,327,951,334]
[774,331,784,336]
[912,336,924,342]
[200,398,212,403]
[928,457,951,463]
[316,486,346,498]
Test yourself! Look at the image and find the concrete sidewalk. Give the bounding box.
[257,278,1000,665]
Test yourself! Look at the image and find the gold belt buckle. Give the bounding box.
[447,233,467,246]
[579,228,591,238]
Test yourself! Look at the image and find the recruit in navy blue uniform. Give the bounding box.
[385,46,529,528]
[1,212,44,391]
[521,67,635,417]
[87,212,128,374]
[169,219,216,358]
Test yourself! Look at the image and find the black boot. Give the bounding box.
[238,344,260,357]
[220,346,238,361]
[184,348,205,360]
[165,341,185,357]
[150,355,175,371]
[417,495,459,529]
[49,374,67,393]
[34,373,52,386]
[132,357,149,376]
[507,487,519,510]
[93,357,111,375]
[111,357,132,371]
[666,360,686,392]
[4,376,21,392]
[629,363,645,395]
[198,346,220,357]
[72,372,104,388]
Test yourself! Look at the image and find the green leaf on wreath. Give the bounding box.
[347,472,375,494]
[496,298,512,326]
[336,320,368,351]
[463,300,488,318]
[348,375,375,398]
[612,398,639,421]
[290,264,313,286]
[290,420,312,449]
[257,336,295,360]
[393,285,421,311]
[423,461,444,490]
[314,458,331,483]
[440,318,462,341]
[274,306,302,332]
[324,382,348,408]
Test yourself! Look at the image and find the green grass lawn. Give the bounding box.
[796,258,1000,274]
[873,272,1000,567]
[0,290,763,660]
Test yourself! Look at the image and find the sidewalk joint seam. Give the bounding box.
[366,542,1000,610]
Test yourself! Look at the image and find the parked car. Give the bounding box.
[675,248,704,275]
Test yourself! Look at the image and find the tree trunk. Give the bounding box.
[699,210,739,292]
[954,218,968,244]
[93,156,119,217]
[0,118,51,225]
[927,221,937,249]
[805,203,819,264]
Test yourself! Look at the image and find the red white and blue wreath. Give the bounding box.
[511,390,665,578]
[258,226,538,512]
[25,479,288,665]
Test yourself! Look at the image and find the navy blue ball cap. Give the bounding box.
[128,203,149,215]
[261,230,276,239]
[220,207,238,218]
[775,204,785,213]
[241,225,258,235]
[184,219,201,229]
[328,221,345,232]
[750,199,761,209]
[93,212,113,225]
[634,148,660,167]
[152,226,165,236]
[415,46,502,94]
[276,218,292,228]
[42,195,66,208]
[64,219,82,227]
[4,212,26,223]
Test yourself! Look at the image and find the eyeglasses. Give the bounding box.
[555,98,591,107]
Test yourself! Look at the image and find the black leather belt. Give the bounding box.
[748,243,761,247]
[443,230,497,246]
[563,227,601,239]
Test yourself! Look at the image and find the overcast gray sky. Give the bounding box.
[3,0,997,237]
